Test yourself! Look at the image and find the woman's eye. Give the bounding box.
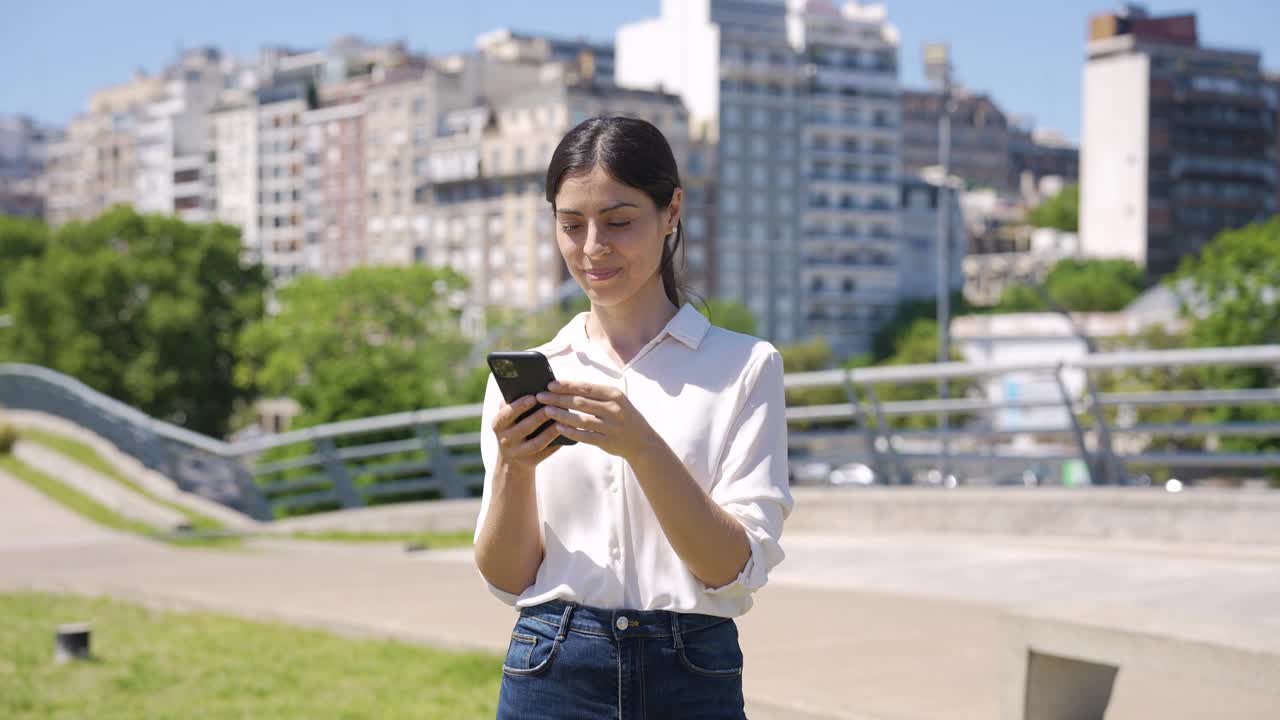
[560,224,581,232]
[607,221,631,228]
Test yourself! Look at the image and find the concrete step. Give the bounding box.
[12,441,189,530]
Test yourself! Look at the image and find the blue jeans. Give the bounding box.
[497,600,747,720]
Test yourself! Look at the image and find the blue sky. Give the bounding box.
[3,1,1276,141]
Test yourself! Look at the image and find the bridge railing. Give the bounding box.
[2,344,1277,520]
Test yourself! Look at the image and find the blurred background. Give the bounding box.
[0,1,1278,719]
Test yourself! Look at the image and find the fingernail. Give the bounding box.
[548,381,561,391]
[536,392,548,402]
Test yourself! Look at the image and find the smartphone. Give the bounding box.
[486,350,577,446]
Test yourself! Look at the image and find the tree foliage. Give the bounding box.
[0,215,48,310]
[699,298,758,336]
[1099,217,1280,482]
[1026,183,1078,232]
[235,265,475,430]
[1043,258,1145,312]
[2,207,265,436]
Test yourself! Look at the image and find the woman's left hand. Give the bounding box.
[536,380,658,462]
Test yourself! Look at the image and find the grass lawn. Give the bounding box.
[18,427,227,534]
[0,592,501,720]
[288,529,474,549]
[0,456,239,550]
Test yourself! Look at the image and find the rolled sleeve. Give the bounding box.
[704,348,793,598]
[474,374,525,607]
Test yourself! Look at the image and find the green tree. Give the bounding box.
[863,318,977,430]
[775,336,852,430]
[3,207,266,436]
[993,284,1048,313]
[0,216,48,310]
[871,292,969,362]
[235,265,474,429]
[1043,258,1145,312]
[699,298,758,336]
[1099,218,1280,483]
[991,258,1144,314]
[1174,216,1280,349]
[1026,183,1078,232]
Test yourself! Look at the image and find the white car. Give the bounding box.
[790,461,833,485]
[829,463,877,486]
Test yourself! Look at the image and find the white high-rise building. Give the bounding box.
[617,0,902,355]
[1081,7,1277,276]
[789,0,902,356]
[134,48,227,223]
[210,96,259,263]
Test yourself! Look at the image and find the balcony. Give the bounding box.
[802,254,896,269]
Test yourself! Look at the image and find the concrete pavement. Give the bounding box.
[2,467,1280,719]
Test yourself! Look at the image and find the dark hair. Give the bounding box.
[545,116,685,308]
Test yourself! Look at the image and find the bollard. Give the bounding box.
[54,623,92,663]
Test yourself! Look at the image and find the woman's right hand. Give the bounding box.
[492,395,564,473]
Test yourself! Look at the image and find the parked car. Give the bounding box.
[829,463,877,486]
[789,461,833,485]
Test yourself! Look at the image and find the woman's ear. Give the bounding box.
[666,187,683,232]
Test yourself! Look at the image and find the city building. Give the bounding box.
[414,47,689,337]
[901,88,1011,192]
[210,94,259,264]
[362,65,435,268]
[133,48,227,224]
[898,174,965,301]
[1081,5,1278,276]
[962,227,1079,307]
[791,0,903,357]
[300,76,370,275]
[1271,72,1280,212]
[1008,124,1078,200]
[0,114,58,219]
[211,38,416,280]
[618,0,902,355]
[42,71,166,226]
[475,28,616,85]
[0,114,56,181]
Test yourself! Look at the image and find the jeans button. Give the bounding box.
[615,616,629,631]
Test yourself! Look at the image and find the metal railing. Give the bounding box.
[2,344,1277,521]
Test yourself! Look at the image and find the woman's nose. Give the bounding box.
[583,224,611,257]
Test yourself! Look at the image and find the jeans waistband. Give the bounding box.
[519,599,733,639]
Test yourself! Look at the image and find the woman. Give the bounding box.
[474,115,792,719]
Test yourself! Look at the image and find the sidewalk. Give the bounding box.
[3,468,1279,719]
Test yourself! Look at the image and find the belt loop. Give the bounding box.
[670,611,684,649]
[556,602,576,642]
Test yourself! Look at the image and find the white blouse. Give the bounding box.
[474,303,793,617]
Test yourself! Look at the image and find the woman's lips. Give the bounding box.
[583,267,621,281]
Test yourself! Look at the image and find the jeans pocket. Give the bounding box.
[502,617,561,677]
[675,618,744,678]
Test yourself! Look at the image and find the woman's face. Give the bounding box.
[553,164,681,308]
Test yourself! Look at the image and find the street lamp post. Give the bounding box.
[925,43,953,480]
